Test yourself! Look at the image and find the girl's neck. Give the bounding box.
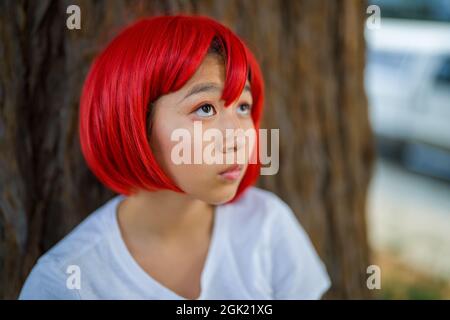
[117,189,215,241]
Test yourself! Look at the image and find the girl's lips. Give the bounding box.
[218,164,244,181]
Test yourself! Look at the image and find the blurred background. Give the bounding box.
[0,0,449,300]
[366,0,450,299]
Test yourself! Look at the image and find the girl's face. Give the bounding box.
[149,54,255,204]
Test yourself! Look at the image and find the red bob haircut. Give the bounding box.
[78,14,265,203]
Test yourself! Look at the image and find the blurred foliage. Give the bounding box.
[373,250,450,299]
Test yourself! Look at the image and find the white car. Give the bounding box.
[365,18,450,179]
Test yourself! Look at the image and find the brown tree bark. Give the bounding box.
[0,0,374,299]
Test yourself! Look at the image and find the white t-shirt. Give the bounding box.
[19,186,331,300]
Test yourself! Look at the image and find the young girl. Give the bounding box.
[19,14,331,300]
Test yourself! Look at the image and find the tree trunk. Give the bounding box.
[0,0,374,299]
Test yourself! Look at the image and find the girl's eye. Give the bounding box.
[194,103,216,118]
[237,103,252,116]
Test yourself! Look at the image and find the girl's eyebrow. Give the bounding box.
[180,82,252,103]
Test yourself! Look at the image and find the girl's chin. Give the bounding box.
[201,183,240,205]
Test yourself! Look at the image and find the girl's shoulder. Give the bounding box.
[39,196,120,264]
[19,196,121,299]
[232,187,331,299]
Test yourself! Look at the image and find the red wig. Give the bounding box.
[78,14,265,203]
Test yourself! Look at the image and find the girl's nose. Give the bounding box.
[221,109,245,154]
[221,106,242,131]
